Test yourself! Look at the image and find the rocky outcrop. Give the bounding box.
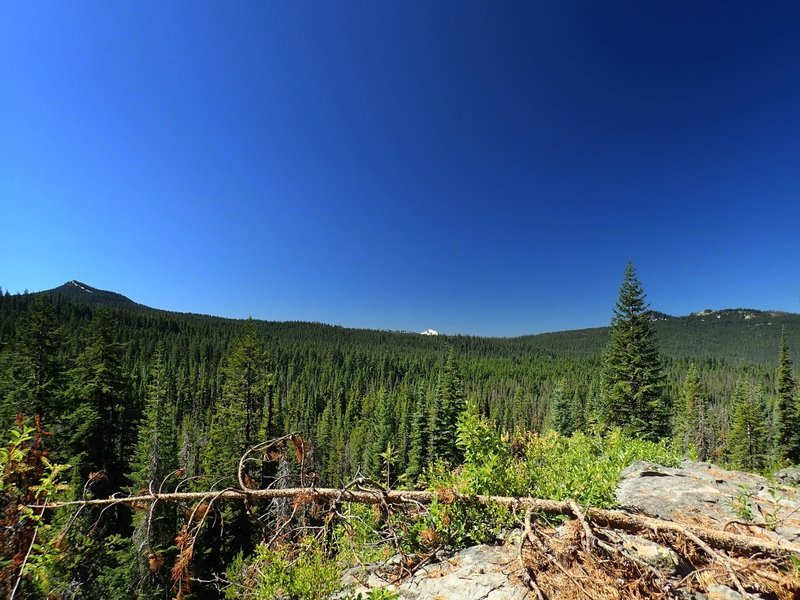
[774,466,800,488]
[617,460,800,543]
[336,461,800,599]
[340,545,527,600]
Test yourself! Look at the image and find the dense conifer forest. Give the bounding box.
[0,272,798,598]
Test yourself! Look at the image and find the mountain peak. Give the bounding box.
[68,280,95,293]
[41,281,140,308]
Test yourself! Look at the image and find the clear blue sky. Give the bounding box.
[2,2,799,336]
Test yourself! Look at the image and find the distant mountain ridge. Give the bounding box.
[40,280,141,308]
[27,280,800,364]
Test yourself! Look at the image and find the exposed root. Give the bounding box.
[515,501,800,599]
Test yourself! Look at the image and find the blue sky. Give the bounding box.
[2,1,799,336]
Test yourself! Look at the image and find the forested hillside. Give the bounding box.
[0,280,798,598]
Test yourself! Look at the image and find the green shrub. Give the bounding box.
[452,409,681,508]
[519,428,681,507]
[225,537,341,600]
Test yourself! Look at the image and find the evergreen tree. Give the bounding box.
[128,343,178,599]
[601,263,668,440]
[54,309,133,597]
[203,320,268,482]
[549,382,575,436]
[362,388,392,478]
[405,390,428,481]
[64,309,131,499]
[674,363,709,459]
[431,350,466,464]
[728,380,768,472]
[569,389,586,434]
[1,297,63,424]
[774,327,799,463]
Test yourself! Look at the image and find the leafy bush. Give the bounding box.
[225,538,341,600]
[519,428,681,507]
[225,504,394,600]
[0,417,70,598]
[452,409,681,508]
[392,494,512,555]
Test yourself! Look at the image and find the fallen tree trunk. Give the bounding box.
[34,484,800,559]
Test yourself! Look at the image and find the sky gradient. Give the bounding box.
[2,1,799,336]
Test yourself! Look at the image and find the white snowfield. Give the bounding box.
[70,280,93,293]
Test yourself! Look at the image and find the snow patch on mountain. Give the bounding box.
[70,280,93,293]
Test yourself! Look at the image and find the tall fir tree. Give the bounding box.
[674,363,709,459]
[601,263,668,440]
[774,327,799,464]
[549,382,576,436]
[728,380,768,472]
[405,389,428,481]
[53,309,133,597]
[431,349,466,464]
[64,308,131,499]
[1,296,63,424]
[127,343,178,599]
[203,319,268,482]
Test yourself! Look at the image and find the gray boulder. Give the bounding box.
[616,460,800,543]
[339,544,528,600]
[774,466,800,487]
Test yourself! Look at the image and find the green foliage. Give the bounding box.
[725,484,785,532]
[548,381,577,436]
[404,391,429,482]
[454,411,680,507]
[224,539,342,600]
[393,494,511,555]
[431,349,466,465]
[725,485,757,522]
[1,296,63,423]
[204,320,270,483]
[775,327,799,463]
[64,308,131,495]
[674,363,710,459]
[0,418,70,598]
[343,589,399,600]
[46,531,135,600]
[520,429,680,507]
[397,419,681,557]
[127,343,179,599]
[455,407,516,495]
[601,263,669,440]
[728,380,769,472]
[790,555,800,577]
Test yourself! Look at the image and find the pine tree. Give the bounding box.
[405,390,428,481]
[674,363,709,459]
[362,388,392,478]
[549,382,575,436]
[2,297,63,424]
[728,380,768,472]
[431,350,466,464]
[64,309,131,499]
[53,309,133,596]
[774,327,799,463]
[601,263,668,440]
[203,320,268,482]
[569,389,586,434]
[128,343,178,599]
